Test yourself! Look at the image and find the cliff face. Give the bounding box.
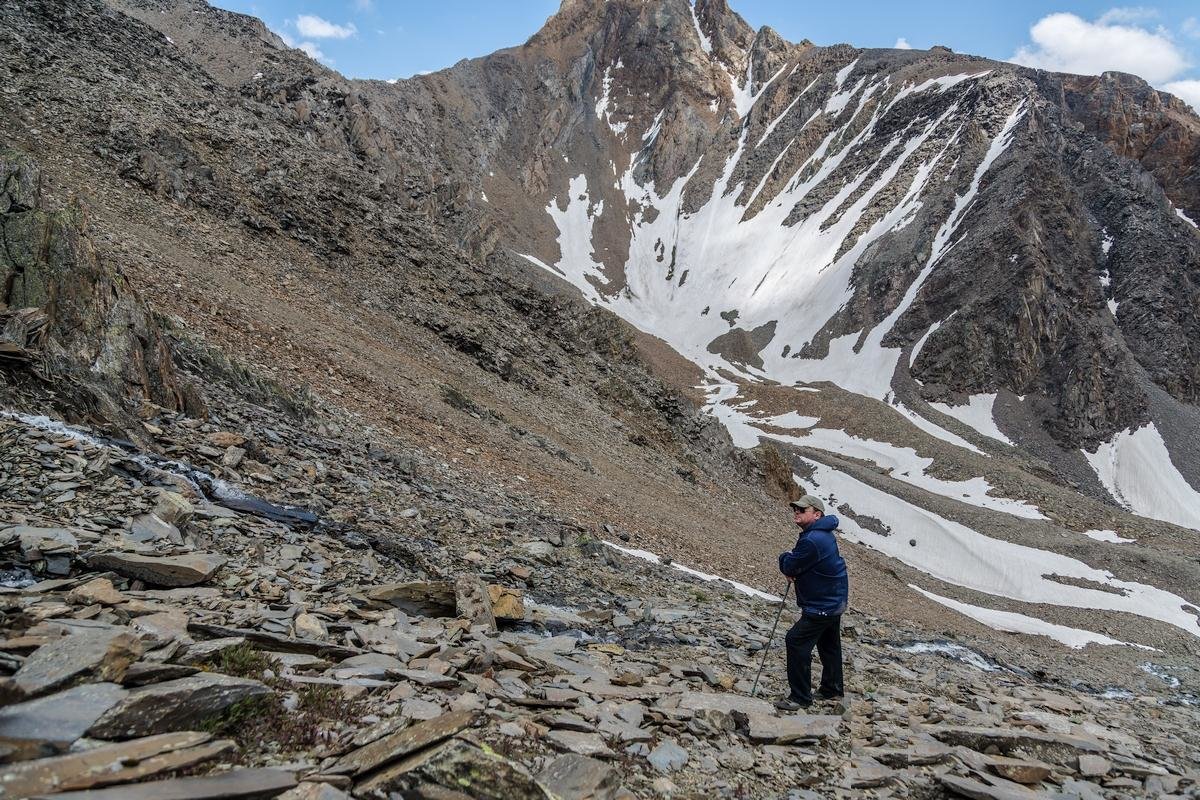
[352,0,1200,464]
[1,151,195,428]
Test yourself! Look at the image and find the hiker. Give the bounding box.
[775,494,848,710]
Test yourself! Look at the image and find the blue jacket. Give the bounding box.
[779,515,849,616]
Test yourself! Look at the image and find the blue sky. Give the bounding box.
[212,1,1200,108]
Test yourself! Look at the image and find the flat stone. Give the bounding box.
[122,662,199,686]
[940,774,1047,800]
[13,629,141,697]
[744,712,840,744]
[176,637,249,666]
[1077,754,1110,777]
[355,738,549,798]
[537,754,620,800]
[0,683,128,759]
[677,691,774,717]
[89,673,270,739]
[33,767,297,799]
[647,739,689,772]
[988,754,1054,784]
[88,553,226,588]
[928,725,1104,763]
[128,514,182,544]
[0,732,230,796]
[66,578,126,606]
[187,622,362,660]
[331,710,475,776]
[546,730,614,758]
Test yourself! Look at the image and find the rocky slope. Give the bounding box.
[2,0,1200,796]
[1,380,1198,799]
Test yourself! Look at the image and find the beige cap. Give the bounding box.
[789,494,825,514]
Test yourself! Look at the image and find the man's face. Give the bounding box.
[793,505,821,527]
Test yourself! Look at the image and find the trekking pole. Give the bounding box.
[750,581,791,698]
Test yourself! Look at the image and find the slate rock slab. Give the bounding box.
[0,682,127,759]
[13,628,141,697]
[89,673,270,739]
[332,710,475,776]
[677,690,775,717]
[87,553,226,587]
[744,712,841,744]
[536,753,620,800]
[31,767,297,799]
[356,739,549,798]
[0,731,230,796]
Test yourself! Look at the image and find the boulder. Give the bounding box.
[365,581,456,616]
[454,575,496,631]
[647,739,689,772]
[488,585,525,621]
[88,673,270,739]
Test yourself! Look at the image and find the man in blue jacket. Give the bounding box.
[776,494,848,710]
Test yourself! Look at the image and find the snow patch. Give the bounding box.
[1082,529,1136,544]
[602,540,780,601]
[930,393,1014,446]
[1174,205,1199,228]
[789,427,1043,518]
[1084,424,1200,532]
[804,458,1200,638]
[911,585,1153,650]
[689,2,712,55]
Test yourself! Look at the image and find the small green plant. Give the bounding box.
[200,684,369,755]
[206,643,279,679]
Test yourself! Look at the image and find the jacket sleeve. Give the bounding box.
[779,538,818,577]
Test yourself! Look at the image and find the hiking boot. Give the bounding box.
[774,695,812,711]
[816,691,844,701]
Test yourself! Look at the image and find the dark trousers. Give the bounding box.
[784,613,843,703]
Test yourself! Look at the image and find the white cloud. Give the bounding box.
[1163,79,1200,111]
[1010,12,1189,84]
[277,30,332,64]
[894,37,913,50]
[295,14,357,39]
[1097,7,1158,25]
[1183,17,1200,39]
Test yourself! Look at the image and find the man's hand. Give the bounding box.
[786,576,794,584]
